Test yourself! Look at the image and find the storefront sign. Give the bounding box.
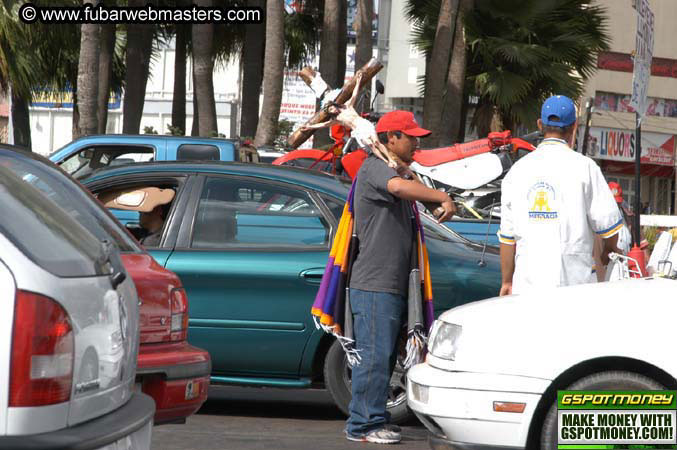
[583,127,675,166]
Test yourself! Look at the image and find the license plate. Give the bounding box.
[185,379,199,400]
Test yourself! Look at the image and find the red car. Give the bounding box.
[3,148,211,425]
[123,253,211,424]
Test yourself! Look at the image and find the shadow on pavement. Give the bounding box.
[197,386,345,421]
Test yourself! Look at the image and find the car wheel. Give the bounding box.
[323,340,413,424]
[540,371,664,449]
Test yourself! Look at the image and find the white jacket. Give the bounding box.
[498,138,623,294]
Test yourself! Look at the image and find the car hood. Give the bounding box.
[430,278,677,380]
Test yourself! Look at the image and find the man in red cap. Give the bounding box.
[345,110,455,444]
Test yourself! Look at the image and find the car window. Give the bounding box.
[0,166,108,277]
[5,154,142,253]
[191,177,330,249]
[177,144,220,161]
[320,194,345,221]
[60,146,155,179]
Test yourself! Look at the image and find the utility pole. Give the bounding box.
[581,97,593,156]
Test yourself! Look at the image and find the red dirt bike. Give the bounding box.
[273,118,538,219]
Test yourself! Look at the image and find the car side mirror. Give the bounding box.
[375,80,385,95]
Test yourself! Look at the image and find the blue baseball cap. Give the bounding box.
[541,95,576,127]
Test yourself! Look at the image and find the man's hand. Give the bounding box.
[436,197,456,223]
[499,283,512,296]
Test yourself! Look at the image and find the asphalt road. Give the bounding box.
[151,385,431,450]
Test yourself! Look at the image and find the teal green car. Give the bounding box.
[83,161,500,422]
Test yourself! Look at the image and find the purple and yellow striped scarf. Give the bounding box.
[310,179,434,368]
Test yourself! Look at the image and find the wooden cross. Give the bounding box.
[286,59,384,149]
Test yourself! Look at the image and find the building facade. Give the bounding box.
[580,0,677,215]
[26,41,239,156]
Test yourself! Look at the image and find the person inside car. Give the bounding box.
[99,187,175,247]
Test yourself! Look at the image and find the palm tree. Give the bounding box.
[75,0,101,139]
[122,0,154,134]
[407,0,610,137]
[0,0,83,147]
[354,0,373,112]
[192,0,217,136]
[254,0,285,146]
[439,0,471,145]
[315,0,343,147]
[97,23,116,134]
[421,0,458,146]
[0,3,38,147]
[239,0,264,138]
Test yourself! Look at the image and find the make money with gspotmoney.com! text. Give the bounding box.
[18,2,263,24]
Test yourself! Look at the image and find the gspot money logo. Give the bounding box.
[558,391,677,449]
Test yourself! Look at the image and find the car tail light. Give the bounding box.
[10,290,74,407]
[170,288,189,342]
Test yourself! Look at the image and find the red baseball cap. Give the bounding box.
[375,110,431,137]
[608,182,623,203]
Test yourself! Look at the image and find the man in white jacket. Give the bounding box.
[498,95,622,295]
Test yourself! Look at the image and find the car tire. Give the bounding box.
[323,340,413,424]
[540,370,664,449]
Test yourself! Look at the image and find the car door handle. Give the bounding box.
[300,268,325,285]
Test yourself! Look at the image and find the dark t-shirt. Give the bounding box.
[139,229,162,247]
[349,156,413,296]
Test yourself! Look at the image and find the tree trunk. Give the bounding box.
[191,65,199,136]
[316,0,341,147]
[76,18,100,138]
[97,23,115,134]
[458,90,469,141]
[319,0,341,88]
[422,0,458,147]
[239,0,265,138]
[490,108,504,132]
[11,91,31,149]
[440,0,472,145]
[192,0,217,136]
[337,0,347,86]
[171,23,187,135]
[254,0,284,146]
[72,91,80,139]
[354,0,373,113]
[123,0,153,134]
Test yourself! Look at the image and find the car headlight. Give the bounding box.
[429,321,462,360]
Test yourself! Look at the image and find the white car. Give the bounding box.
[0,165,155,449]
[407,277,677,449]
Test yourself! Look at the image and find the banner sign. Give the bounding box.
[583,127,675,166]
[558,390,677,447]
[32,88,121,110]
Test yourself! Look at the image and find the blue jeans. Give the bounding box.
[346,288,406,437]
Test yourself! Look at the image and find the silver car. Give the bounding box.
[0,165,155,449]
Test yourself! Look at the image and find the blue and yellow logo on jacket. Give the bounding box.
[528,182,558,220]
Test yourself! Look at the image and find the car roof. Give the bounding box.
[64,134,236,143]
[83,161,352,197]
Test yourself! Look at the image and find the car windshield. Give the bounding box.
[0,165,109,277]
[2,152,142,254]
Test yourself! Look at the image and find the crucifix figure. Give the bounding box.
[300,72,399,169]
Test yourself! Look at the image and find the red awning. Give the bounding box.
[600,159,675,178]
